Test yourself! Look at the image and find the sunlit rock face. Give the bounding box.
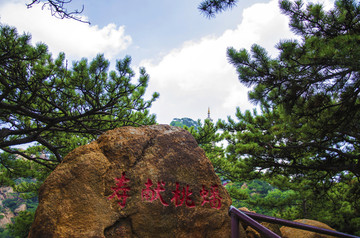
[280,219,336,238]
[28,125,234,238]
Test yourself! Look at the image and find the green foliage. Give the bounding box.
[186,119,221,146]
[198,0,360,234]
[2,198,23,213]
[184,119,231,178]
[0,23,159,164]
[223,0,360,195]
[170,118,199,129]
[0,228,12,238]
[225,0,360,182]
[24,197,38,213]
[0,187,38,238]
[246,179,273,195]
[228,177,360,234]
[0,22,159,184]
[198,0,239,17]
[225,184,249,201]
[8,211,35,238]
[0,22,158,237]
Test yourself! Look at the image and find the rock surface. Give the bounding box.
[0,208,14,228]
[280,219,337,238]
[0,186,18,228]
[245,222,281,238]
[29,125,235,238]
[238,207,281,238]
[14,203,27,214]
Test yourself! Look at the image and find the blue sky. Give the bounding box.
[70,0,266,62]
[0,0,333,124]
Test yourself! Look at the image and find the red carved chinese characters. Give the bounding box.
[200,185,210,206]
[154,181,169,206]
[184,185,196,208]
[200,185,222,209]
[209,185,222,209]
[142,179,169,206]
[108,172,131,208]
[108,173,222,209]
[171,182,195,208]
[142,178,155,201]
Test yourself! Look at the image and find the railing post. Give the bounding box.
[229,206,281,238]
[231,211,240,238]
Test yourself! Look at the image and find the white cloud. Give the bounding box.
[0,0,132,60]
[0,0,335,125]
[142,0,295,124]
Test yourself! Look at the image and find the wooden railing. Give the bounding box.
[229,206,359,238]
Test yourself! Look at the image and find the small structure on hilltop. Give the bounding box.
[207,107,213,122]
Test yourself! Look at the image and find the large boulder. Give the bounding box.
[280,219,337,238]
[29,125,236,238]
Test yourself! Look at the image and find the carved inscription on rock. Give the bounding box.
[108,172,223,210]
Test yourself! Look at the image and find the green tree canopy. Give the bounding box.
[0,24,159,173]
[198,0,239,17]
[222,0,360,182]
[212,0,360,233]
[170,117,200,129]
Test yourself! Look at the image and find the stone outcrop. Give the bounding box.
[29,125,237,237]
[14,203,27,214]
[280,219,337,238]
[0,186,14,203]
[0,186,18,228]
[0,208,14,228]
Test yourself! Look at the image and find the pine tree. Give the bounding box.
[0,23,159,188]
[0,22,159,236]
[212,0,360,234]
[198,0,238,17]
[223,0,360,183]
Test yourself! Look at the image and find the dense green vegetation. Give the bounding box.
[198,0,238,17]
[195,0,360,235]
[0,23,159,179]
[188,117,360,234]
[0,22,158,237]
[190,117,360,235]
[170,118,200,129]
[0,181,38,238]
